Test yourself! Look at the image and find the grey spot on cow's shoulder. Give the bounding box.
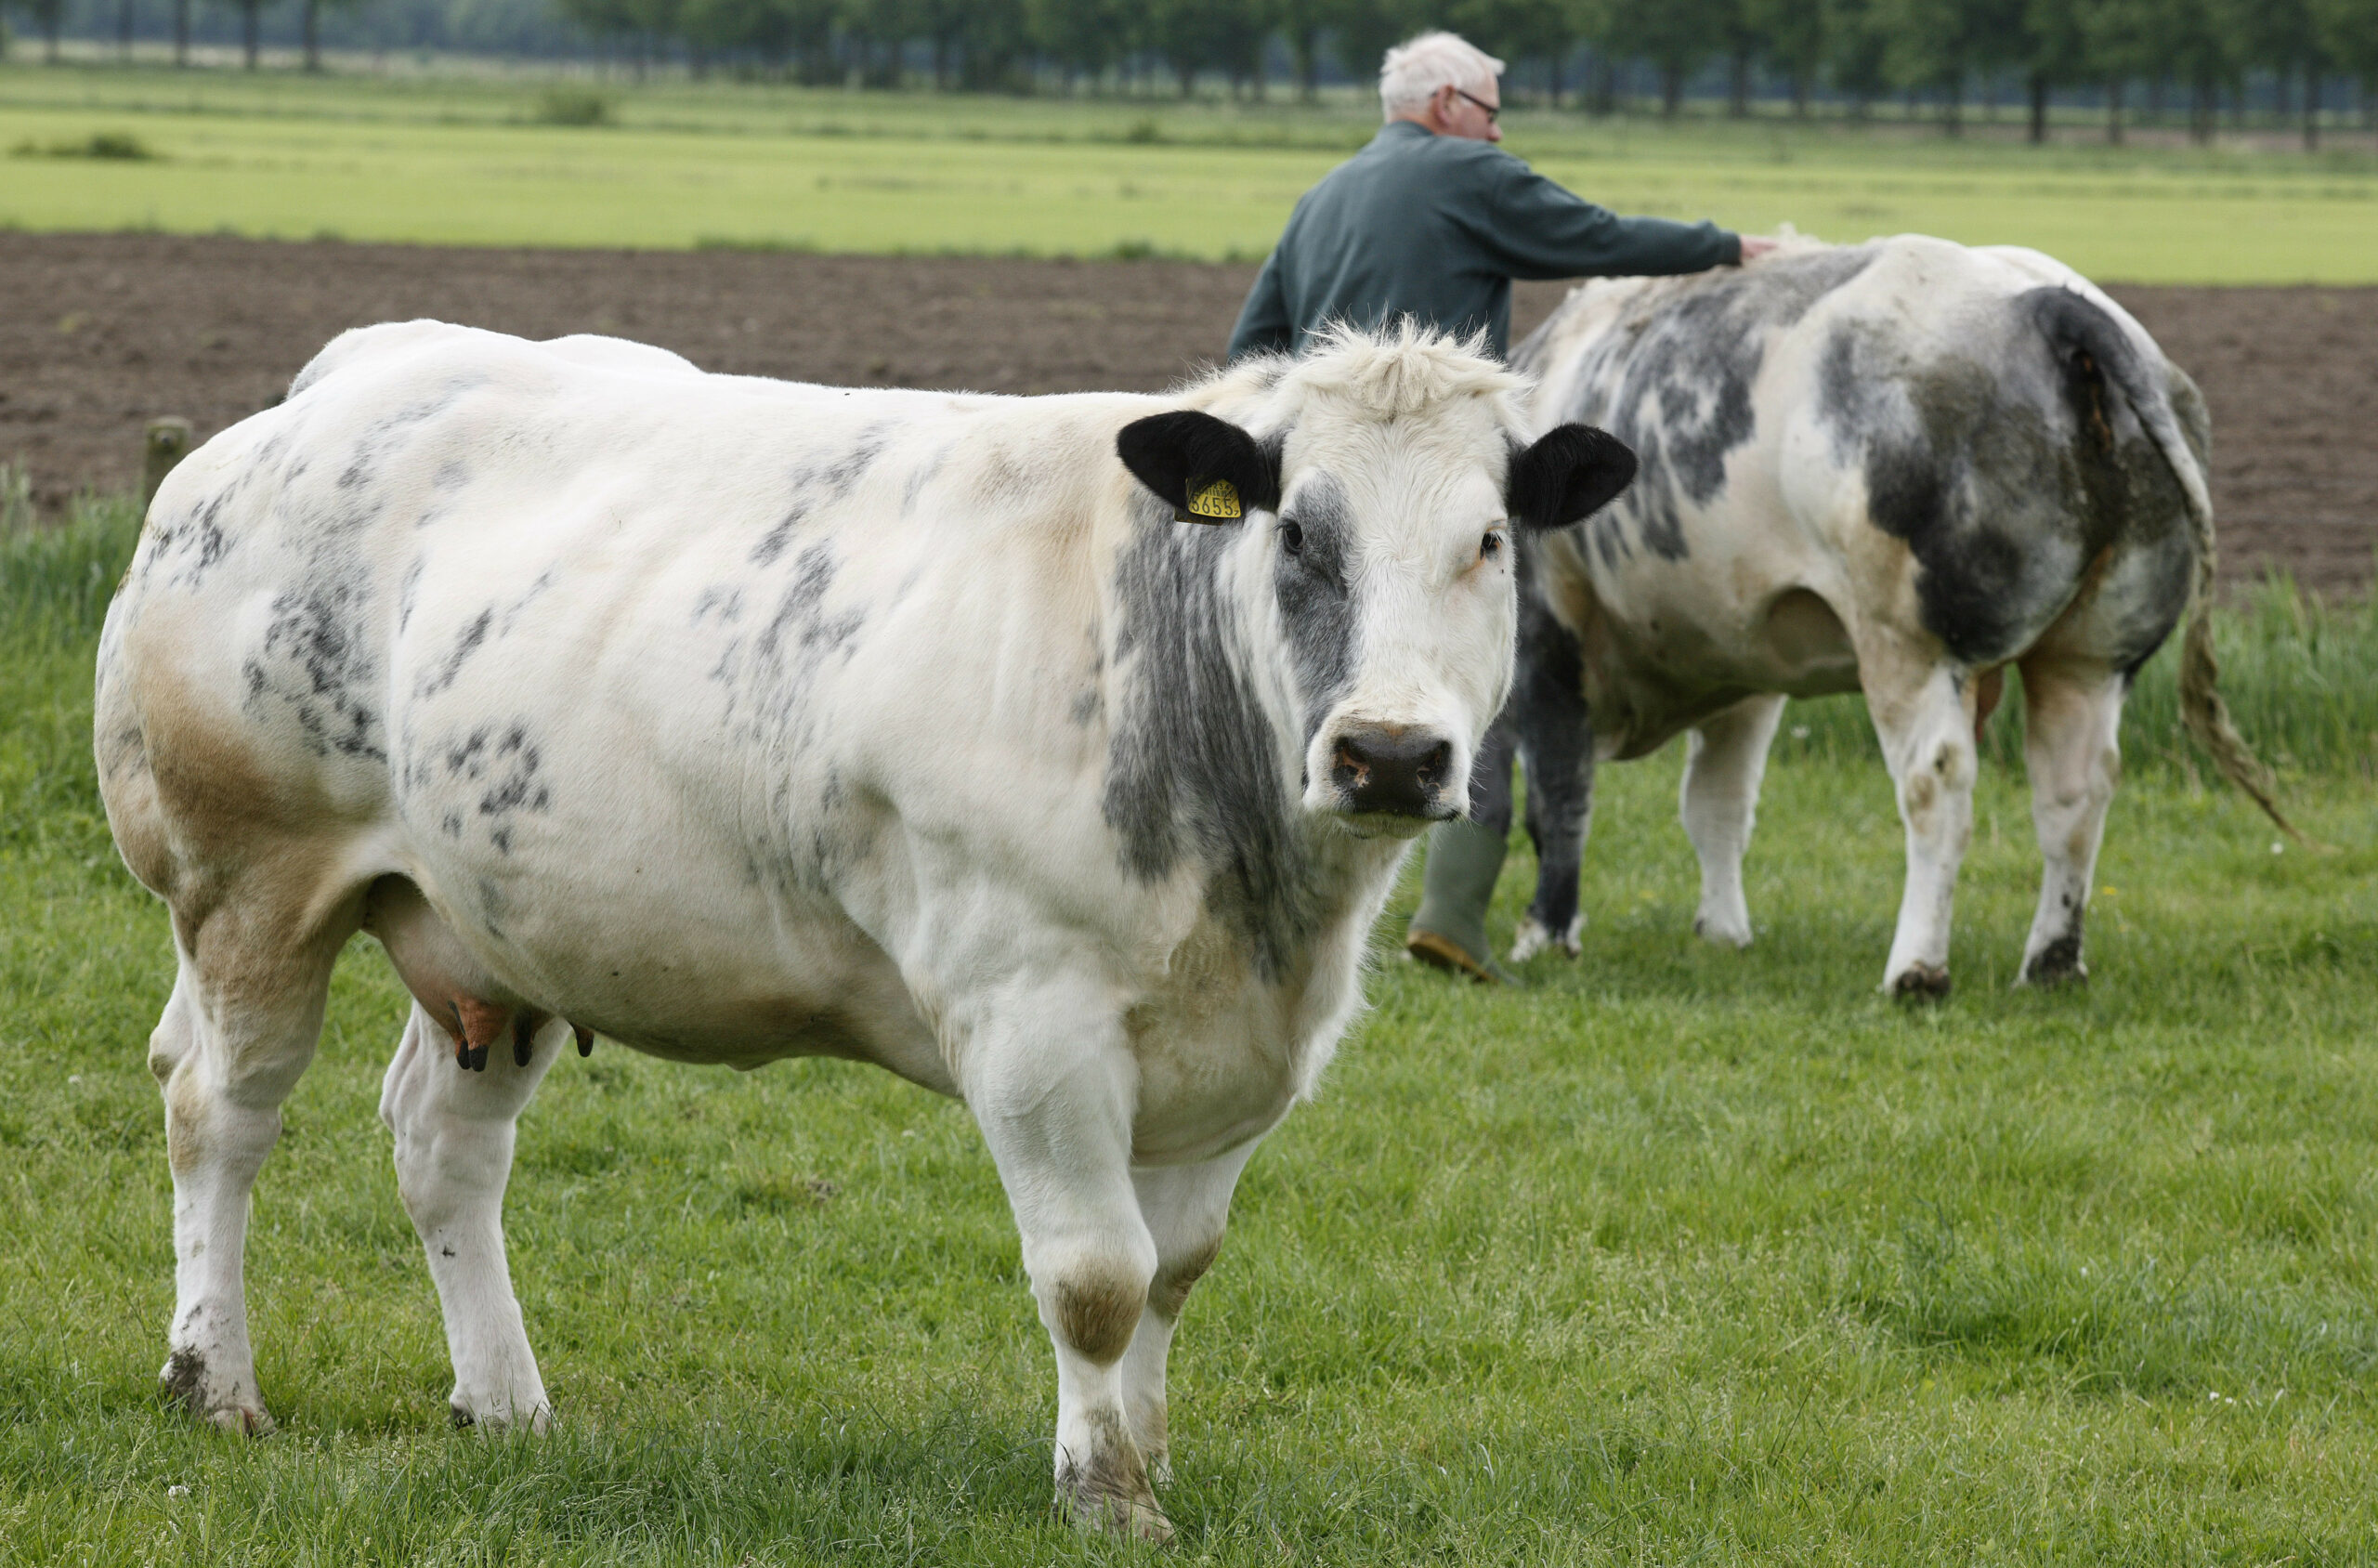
[753,425,895,565]
[416,608,492,698]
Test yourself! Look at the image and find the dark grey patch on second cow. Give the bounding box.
[1539,245,1876,568]
[1103,496,1330,981]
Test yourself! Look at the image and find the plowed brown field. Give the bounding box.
[5,233,2370,595]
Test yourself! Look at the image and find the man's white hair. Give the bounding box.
[1378,31,1505,122]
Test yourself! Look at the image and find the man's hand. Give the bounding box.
[1738,236,1783,263]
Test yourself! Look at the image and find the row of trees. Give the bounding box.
[8,0,2377,144]
[561,0,2378,144]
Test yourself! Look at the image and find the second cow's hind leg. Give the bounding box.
[1117,1146,1257,1489]
[1679,694,1787,948]
[380,1002,563,1431]
[2016,660,2125,987]
[1862,637,1981,998]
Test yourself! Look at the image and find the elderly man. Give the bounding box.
[1229,30,1772,985]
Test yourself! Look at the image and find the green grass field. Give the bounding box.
[5,500,2377,1563]
[4,63,2378,280]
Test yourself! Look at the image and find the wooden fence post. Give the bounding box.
[142,418,194,509]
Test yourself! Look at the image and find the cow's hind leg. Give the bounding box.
[1860,637,1981,999]
[1118,1145,1257,1489]
[1510,588,1597,963]
[379,1002,563,1431]
[1679,693,1787,948]
[2015,659,2125,987]
[150,899,353,1433]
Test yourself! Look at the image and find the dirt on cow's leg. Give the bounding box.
[1861,638,1981,1000]
[380,1002,561,1433]
[1679,693,1787,949]
[2015,658,2126,987]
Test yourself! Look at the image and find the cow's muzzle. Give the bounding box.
[1326,725,1458,823]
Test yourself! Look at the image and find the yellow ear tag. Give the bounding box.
[1183,478,1243,520]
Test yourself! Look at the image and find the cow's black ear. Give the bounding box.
[1117,411,1282,526]
[1506,424,1637,532]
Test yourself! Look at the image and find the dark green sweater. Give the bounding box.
[1226,120,1741,361]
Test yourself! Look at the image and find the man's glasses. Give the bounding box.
[1449,87,1500,123]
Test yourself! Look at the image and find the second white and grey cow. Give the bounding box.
[94,320,1631,1539]
[1499,236,2283,996]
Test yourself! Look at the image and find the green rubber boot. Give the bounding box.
[1405,817,1515,986]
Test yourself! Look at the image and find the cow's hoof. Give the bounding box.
[2019,936,2087,988]
[450,1395,555,1434]
[1509,914,1583,963]
[161,1352,275,1436]
[1055,1484,1174,1541]
[1888,963,1953,1001]
[1692,910,1754,949]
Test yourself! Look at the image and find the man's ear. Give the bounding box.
[1505,424,1638,532]
[1117,411,1282,526]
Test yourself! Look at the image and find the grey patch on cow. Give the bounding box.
[1102,494,1331,981]
[1540,245,1876,567]
[1815,285,2193,668]
[751,425,893,565]
[900,446,947,516]
[1274,471,1358,743]
[692,584,746,626]
[336,375,490,500]
[396,558,425,634]
[243,582,385,761]
[1071,689,1103,726]
[416,608,492,698]
[146,490,237,591]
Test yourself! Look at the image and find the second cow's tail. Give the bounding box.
[2026,288,2294,838]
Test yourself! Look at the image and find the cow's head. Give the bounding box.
[1117,327,1634,839]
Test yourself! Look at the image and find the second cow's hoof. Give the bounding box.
[1888,963,1953,1001]
[1054,1479,1173,1545]
[1509,914,1583,963]
[161,1351,276,1436]
[2019,935,2087,988]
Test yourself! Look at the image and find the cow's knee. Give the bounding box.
[1045,1253,1151,1366]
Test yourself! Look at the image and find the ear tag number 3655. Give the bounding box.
[1181,478,1243,522]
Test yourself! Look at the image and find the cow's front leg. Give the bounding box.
[2015,658,2124,986]
[963,993,1167,1542]
[1861,642,1980,999]
[1120,1145,1258,1488]
[379,1002,563,1431]
[1679,693,1786,947]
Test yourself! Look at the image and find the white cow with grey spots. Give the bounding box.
[1496,236,2285,997]
[94,320,1632,1539]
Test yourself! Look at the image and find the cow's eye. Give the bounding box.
[1481,529,1506,560]
[1279,520,1304,556]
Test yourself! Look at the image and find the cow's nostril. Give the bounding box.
[1416,741,1451,791]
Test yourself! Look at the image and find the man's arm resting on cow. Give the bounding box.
[1474,159,1763,279]
[1226,251,1297,359]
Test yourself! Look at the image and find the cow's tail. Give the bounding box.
[2028,288,2294,839]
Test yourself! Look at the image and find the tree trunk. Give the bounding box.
[1791,69,1809,118]
[1942,77,1962,136]
[175,0,190,66]
[1589,54,1615,116]
[304,0,320,72]
[2304,66,2320,149]
[46,16,62,62]
[1728,48,1750,117]
[1293,26,1318,103]
[2106,76,2124,145]
[118,0,135,61]
[242,0,260,68]
[1662,60,1683,118]
[2028,71,2047,143]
